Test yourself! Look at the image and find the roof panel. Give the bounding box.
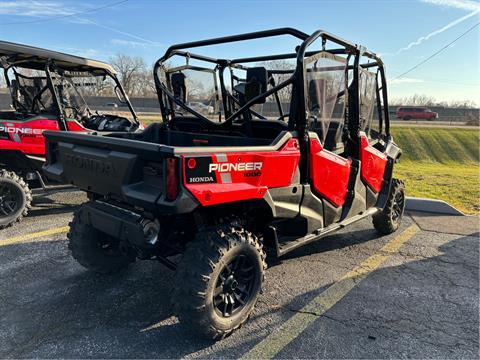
[0,40,116,74]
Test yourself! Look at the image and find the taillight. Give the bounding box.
[165,157,179,201]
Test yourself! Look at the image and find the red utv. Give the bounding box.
[0,41,140,229]
[396,106,438,120]
[43,28,405,339]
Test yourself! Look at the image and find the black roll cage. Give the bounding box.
[3,59,139,131]
[153,27,390,140]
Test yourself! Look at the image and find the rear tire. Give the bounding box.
[173,223,266,340]
[0,170,32,229]
[373,179,405,235]
[68,205,135,274]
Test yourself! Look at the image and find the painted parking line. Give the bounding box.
[0,226,69,246]
[244,224,420,359]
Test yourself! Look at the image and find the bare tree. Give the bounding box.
[257,60,295,103]
[390,93,478,108]
[442,99,477,108]
[110,54,148,96]
[395,94,437,106]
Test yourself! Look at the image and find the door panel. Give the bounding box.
[359,133,387,192]
[309,137,351,207]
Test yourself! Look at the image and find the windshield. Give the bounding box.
[5,67,135,122]
[165,66,221,121]
[51,71,133,121]
[51,74,90,119]
[8,70,55,114]
[304,51,347,144]
[157,58,294,124]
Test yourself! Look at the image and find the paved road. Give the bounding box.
[0,191,478,359]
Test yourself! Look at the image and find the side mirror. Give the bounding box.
[114,85,127,103]
[245,67,268,104]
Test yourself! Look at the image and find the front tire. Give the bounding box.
[373,178,405,234]
[173,223,266,340]
[0,170,32,229]
[68,205,135,274]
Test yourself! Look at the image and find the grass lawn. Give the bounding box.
[394,162,479,214]
[392,126,479,214]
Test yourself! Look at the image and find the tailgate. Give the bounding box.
[43,131,170,210]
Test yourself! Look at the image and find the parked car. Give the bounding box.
[396,106,438,120]
[105,102,119,108]
[188,101,215,114]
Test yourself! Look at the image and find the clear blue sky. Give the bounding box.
[1,0,479,103]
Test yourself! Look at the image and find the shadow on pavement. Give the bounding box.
[271,232,480,359]
[28,192,83,217]
[280,227,380,261]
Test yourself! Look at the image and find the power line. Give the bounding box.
[0,0,129,26]
[392,21,480,80]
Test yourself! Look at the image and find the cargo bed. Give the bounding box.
[43,131,172,212]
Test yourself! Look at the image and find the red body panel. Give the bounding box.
[309,138,351,207]
[183,139,300,206]
[0,118,87,156]
[359,134,387,192]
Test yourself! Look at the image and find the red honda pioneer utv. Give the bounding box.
[0,41,140,228]
[43,28,404,339]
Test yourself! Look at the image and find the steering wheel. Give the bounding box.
[308,115,319,131]
[275,113,290,122]
[63,106,79,120]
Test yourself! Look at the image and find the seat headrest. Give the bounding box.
[245,67,268,104]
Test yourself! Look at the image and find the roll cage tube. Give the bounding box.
[111,72,139,125]
[45,61,67,131]
[225,77,294,122]
[157,28,310,64]
[154,28,310,122]
[378,65,390,137]
[153,26,390,137]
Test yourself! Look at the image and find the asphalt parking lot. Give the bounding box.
[0,191,478,359]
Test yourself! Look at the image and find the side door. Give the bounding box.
[359,68,388,194]
[309,135,351,207]
[359,133,387,193]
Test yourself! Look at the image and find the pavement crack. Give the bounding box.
[286,307,322,317]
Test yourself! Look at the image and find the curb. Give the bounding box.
[405,197,465,216]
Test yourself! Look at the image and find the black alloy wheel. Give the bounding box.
[214,253,259,318]
[0,181,22,217]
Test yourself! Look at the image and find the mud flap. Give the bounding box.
[80,201,145,246]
